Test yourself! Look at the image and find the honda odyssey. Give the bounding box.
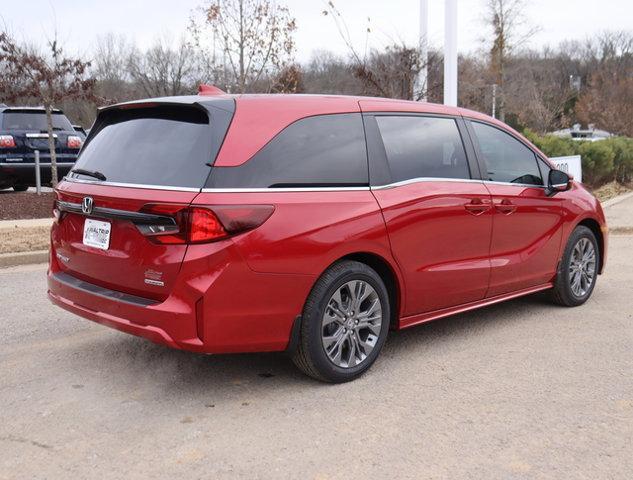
[48,88,608,382]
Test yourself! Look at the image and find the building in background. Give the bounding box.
[549,124,613,142]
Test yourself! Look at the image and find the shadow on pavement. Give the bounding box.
[64,291,556,397]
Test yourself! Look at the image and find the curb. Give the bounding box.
[0,217,53,230]
[602,191,633,208]
[0,250,49,269]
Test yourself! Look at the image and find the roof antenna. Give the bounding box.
[198,84,226,96]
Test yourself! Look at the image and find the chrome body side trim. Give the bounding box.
[200,186,371,193]
[63,177,201,192]
[56,200,176,226]
[483,180,546,189]
[63,176,548,193]
[370,177,483,191]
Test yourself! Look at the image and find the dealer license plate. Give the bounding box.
[83,219,111,250]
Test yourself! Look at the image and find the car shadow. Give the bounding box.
[69,290,557,395]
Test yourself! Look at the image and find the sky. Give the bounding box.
[2,0,632,62]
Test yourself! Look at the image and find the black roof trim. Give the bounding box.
[0,106,64,114]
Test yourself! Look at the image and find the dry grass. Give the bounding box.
[0,226,50,254]
[593,181,633,202]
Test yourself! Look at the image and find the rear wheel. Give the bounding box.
[12,185,28,192]
[551,226,599,307]
[292,260,390,383]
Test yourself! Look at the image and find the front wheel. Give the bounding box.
[551,225,600,307]
[292,260,391,383]
[12,185,28,192]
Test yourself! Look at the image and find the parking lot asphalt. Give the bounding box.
[1,235,632,479]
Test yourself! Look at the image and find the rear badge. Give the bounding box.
[144,269,164,287]
[56,252,70,263]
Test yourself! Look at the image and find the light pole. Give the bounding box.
[414,0,429,101]
[443,0,458,106]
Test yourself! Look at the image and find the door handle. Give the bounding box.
[464,198,491,216]
[494,198,517,215]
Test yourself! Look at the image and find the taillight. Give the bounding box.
[0,135,16,148]
[189,207,228,243]
[138,205,274,245]
[139,204,189,245]
[67,135,83,149]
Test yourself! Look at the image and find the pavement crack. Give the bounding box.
[0,434,53,450]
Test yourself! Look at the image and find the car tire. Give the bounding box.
[292,260,390,383]
[12,185,28,192]
[551,225,600,307]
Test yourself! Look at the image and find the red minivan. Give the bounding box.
[48,91,608,382]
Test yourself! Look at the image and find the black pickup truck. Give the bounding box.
[0,105,85,191]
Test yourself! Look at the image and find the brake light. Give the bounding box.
[67,135,83,149]
[189,208,228,243]
[139,204,189,245]
[138,204,274,245]
[0,135,15,148]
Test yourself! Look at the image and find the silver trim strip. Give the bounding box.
[371,177,483,191]
[63,177,547,193]
[483,180,546,189]
[26,133,58,139]
[200,186,371,193]
[63,177,201,192]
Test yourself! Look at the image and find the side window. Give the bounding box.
[206,113,368,188]
[375,116,470,183]
[537,157,552,183]
[471,122,542,185]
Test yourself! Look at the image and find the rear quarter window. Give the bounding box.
[206,113,368,188]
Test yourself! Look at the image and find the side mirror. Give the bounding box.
[546,169,571,196]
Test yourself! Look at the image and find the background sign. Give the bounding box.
[549,155,582,183]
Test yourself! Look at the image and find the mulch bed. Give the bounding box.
[0,191,55,220]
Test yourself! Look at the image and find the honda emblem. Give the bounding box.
[82,197,94,215]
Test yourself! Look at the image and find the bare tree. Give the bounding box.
[575,31,633,136]
[483,0,538,121]
[302,50,363,95]
[322,1,432,101]
[270,64,304,93]
[126,35,202,98]
[0,30,97,186]
[189,0,296,93]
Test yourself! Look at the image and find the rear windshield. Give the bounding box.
[2,112,74,131]
[70,105,220,189]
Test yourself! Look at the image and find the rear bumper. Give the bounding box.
[0,158,77,186]
[47,243,316,354]
[48,288,182,349]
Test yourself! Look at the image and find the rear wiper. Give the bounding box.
[71,168,107,181]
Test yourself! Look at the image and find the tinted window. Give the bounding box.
[375,116,470,183]
[471,122,542,185]
[207,113,368,188]
[70,106,221,188]
[538,158,552,183]
[2,112,74,131]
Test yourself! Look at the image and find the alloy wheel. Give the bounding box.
[321,280,383,368]
[569,238,596,297]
